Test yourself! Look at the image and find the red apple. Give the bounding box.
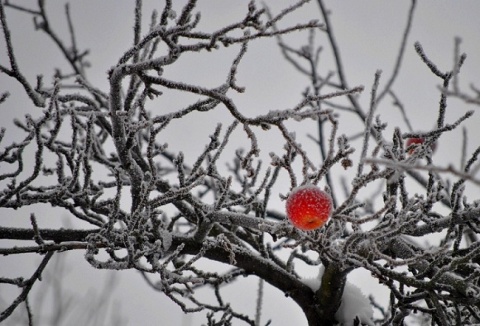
[405,137,437,155]
[286,185,333,231]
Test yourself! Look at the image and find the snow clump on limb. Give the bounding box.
[336,281,374,326]
[302,265,374,326]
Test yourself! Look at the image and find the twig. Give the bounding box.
[364,158,480,186]
[0,251,55,322]
[376,0,417,103]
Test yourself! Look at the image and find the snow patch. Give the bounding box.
[302,276,321,292]
[302,265,374,326]
[336,281,374,326]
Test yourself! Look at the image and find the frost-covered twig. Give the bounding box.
[0,251,54,322]
[364,158,480,186]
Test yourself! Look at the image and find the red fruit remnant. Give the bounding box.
[405,137,437,155]
[286,185,333,231]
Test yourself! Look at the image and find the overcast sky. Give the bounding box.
[1,1,480,325]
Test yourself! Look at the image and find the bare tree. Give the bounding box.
[1,1,480,325]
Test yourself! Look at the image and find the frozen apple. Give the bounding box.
[405,137,437,154]
[286,185,333,231]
